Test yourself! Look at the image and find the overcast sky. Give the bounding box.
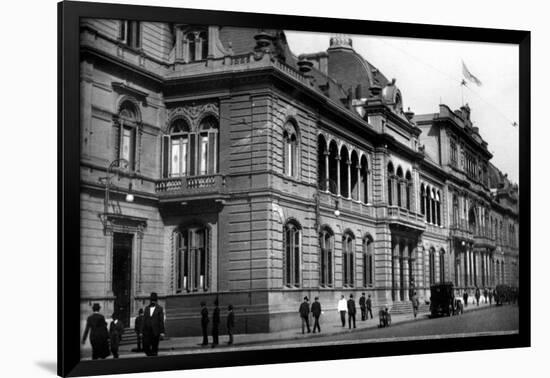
[285,31,519,183]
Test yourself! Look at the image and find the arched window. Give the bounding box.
[363,235,374,287]
[328,141,339,194]
[396,166,403,208]
[174,226,209,292]
[283,121,298,178]
[431,188,437,225]
[439,249,445,282]
[420,184,426,216]
[283,220,301,287]
[436,190,441,226]
[187,33,196,62]
[340,146,350,198]
[360,155,369,203]
[453,194,459,227]
[317,135,327,191]
[342,232,355,287]
[429,247,436,284]
[405,170,412,210]
[117,101,139,170]
[319,226,334,287]
[199,31,208,60]
[387,162,394,205]
[350,151,359,201]
[163,116,219,178]
[198,116,219,175]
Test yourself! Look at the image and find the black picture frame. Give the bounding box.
[59,1,530,376]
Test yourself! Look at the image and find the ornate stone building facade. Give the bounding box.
[79,20,519,337]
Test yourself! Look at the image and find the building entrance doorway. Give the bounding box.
[113,233,133,327]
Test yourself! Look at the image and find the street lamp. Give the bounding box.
[99,158,134,234]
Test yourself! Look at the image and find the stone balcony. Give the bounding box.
[386,206,425,231]
[155,174,227,203]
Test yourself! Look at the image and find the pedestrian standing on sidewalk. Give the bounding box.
[488,288,493,305]
[366,294,373,319]
[200,301,209,346]
[134,308,144,352]
[337,295,347,327]
[411,292,419,318]
[226,304,235,345]
[475,287,481,306]
[212,299,220,348]
[109,312,124,359]
[82,303,110,360]
[463,291,469,308]
[299,296,311,334]
[142,292,165,357]
[311,297,322,333]
[347,294,357,329]
[359,293,367,321]
[483,288,489,304]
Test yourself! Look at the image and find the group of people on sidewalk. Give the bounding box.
[298,293,375,334]
[460,287,496,307]
[82,292,166,360]
[200,300,235,348]
[82,292,237,360]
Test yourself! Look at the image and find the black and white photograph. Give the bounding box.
[78,11,521,362]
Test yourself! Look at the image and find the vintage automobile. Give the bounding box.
[429,282,455,317]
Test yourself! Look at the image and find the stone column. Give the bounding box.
[347,160,352,200]
[324,151,329,192]
[402,243,409,301]
[336,155,341,196]
[393,240,401,302]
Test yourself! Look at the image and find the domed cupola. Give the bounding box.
[328,34,354,50]
[382,78,404,113]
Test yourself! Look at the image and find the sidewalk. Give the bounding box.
[93,300,495,359]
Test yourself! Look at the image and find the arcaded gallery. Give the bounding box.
[79,19,519,336]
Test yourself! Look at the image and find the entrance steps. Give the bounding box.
[119,328,137,346]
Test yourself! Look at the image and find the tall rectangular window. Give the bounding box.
[121,126,134,169]
[120,21,141,49]
[200,135,208,175]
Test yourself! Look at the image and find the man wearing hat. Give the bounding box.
[82,303,110,360]
[298,296,311,334]
[141,292,165,356]
[347,294,357,329]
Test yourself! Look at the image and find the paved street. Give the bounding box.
[267,304,518,347]
[82,303,518,360]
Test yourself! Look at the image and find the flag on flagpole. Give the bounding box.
[462,60,482,86]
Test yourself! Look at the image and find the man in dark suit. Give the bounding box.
[212,299,220,348]
[226,304,235,345]
[82,303,110,360]
[299,296,311,334]
[134,308,144,352]
[311,297,322,333]
[366,294,373,319]
[141,292,165,356]
[200,301,209,346]
[347,294,357,329]
[359,293,367,321]
[109,312,124,358]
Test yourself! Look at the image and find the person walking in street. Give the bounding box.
[411,292,420,318]
[200,301,209,346]
[141,292,165,356]
[475,287,481,306]
[311,297,322,333]
[488,288,493,305]
[359,293,367,321]
[366,294,373,319]
[212,299,220,348]
[347,294,357,329]
[299,296,311,334]
[134,308,144,352]
[82,303,110,360]
[226,304,235,345]
[337,295,347,327]
[483,288,489,304]
[109,312,124,359]
[463,290,469,308]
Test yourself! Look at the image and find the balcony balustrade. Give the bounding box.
[386,206,425,230]
[155,174,226,201]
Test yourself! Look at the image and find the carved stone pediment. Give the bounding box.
[166,102,219,132]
